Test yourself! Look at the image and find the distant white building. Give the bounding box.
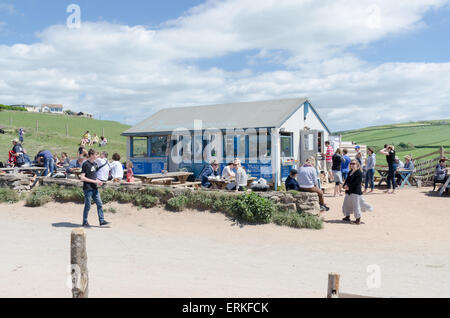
[40,104,64,114]
[10,104,39,112]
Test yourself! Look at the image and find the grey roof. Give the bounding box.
[123,98,310,135]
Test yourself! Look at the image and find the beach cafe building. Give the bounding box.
[122,98,331,189]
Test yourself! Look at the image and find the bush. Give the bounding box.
[231,192,275,224]
[134,194,158,208]
[100,188,117,204]
[115,191,136,204]
[54,187,84,203]
[0,188,20,203]
[25,185,61,207]
[167,196,190,212]
[272,209,323,230]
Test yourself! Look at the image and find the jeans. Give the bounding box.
[387,164,396,190]
[365,169,375,190]
[43,157,55,176]
[83,189,105,225]
[342,171,349,181]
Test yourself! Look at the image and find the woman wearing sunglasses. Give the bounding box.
[342,159,373,225]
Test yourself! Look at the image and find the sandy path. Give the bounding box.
[0,187,449,298]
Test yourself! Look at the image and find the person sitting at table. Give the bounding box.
[222,162,235,179]
[396,155,414,186]
[200,160,220,189]
[298,157,329,212]
[435,159,449,185]
[66,154,87,174]
[285,168,300,191]
[233,159,248,192]
[58,152,70,168]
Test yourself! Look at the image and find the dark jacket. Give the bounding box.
[344,169,363,195]
[285,175,300,191]
[200,165,219,188]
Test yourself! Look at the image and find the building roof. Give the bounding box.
[42,104,63,109]
[122,98,325,136]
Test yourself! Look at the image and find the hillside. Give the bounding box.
[0,111,131,162]
[340,120,450,164]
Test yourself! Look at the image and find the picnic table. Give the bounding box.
[135,172,193,185]
[209,177,257,190]
[0,167,46,174]
[376,168,416,188]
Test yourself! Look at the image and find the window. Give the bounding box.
[280,133,293,157]
[151,136,167,157]
[236,134,246,160]
[132,137,148,158]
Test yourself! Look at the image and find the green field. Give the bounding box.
[340,120,450,164]
[0,111,130,162]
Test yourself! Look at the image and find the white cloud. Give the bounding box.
[0,3,16,15]
[0,0,449,130]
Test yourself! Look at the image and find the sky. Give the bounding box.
[1,0,450,132]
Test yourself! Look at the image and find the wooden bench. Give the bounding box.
[150,178,175,186]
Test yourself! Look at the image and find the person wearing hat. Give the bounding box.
[233,158,248,192]
[380,145,397,194]
[200,159,220,189]
[285,168,300,191]
[11,138,26,167]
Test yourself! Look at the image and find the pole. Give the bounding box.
[327,273,340,298]
[66,123,69,137]
[439,146,445,159]
[71,228,89,298]
[102,128,105,137]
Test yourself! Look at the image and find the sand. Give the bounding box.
[0,187,449,298]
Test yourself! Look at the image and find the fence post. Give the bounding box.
[327,273,340,298]
[440,146,445,159]
[102,128,105,137]
[66,123,69,137]
[71,228,89,298]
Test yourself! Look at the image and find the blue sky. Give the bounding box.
[1,0,450,131]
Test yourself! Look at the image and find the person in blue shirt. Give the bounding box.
[341,149,351,181]
[200,160,220,188]
[66,155,87,174]
[35,150,55,176]
[285,169,300,191]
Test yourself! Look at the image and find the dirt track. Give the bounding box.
[1,187,449,298]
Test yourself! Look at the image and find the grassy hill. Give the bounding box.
[339,119,450,164]
[0,111,131,162]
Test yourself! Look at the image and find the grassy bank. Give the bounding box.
[0,111,130,160]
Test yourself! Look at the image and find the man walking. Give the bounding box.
[80,149,110,228]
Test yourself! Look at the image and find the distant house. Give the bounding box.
[41,104,64,114]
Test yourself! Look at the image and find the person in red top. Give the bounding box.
[324,141,334,182]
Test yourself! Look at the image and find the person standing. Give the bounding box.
[355,145,363,166]
[342,160,373,225]
[324,141,334,183]
[380,145,396,194]
[18,128,25,143]
[331,148,344,197]
[364,147,376,193]
[79,149,110,227]
[341,149,351,181]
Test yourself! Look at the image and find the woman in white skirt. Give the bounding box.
[342,159,373,225]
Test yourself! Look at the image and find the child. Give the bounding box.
[111,153,124,183]
[126,161,135,183]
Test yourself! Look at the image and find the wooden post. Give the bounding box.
[66,123,69,137]
[327,273,340,298]
[102,128,105,137]
[71,228,89,298]
[440,146,445,159]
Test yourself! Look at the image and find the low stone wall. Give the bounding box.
[0,174,33,192]
[0,174,320,214]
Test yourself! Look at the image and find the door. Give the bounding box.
[299,130,319,165]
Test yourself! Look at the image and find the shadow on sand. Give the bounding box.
[52,222,111,229]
